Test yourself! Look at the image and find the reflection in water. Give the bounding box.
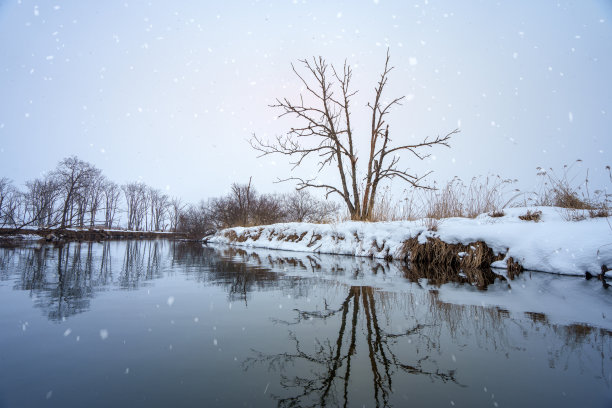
[401,262,508,289]
[1,241,166,320]
[227,248,611,407]
[245,286,460,408]
[0,241,610,407]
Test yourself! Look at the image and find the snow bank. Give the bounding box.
[207,207,612,277]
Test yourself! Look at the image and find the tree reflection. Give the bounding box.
[245,285,460,408]
[3,240,167,321]
[232,249,612,407]
[175,244,302,304]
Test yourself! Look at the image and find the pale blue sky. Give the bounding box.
[1,0,611,203]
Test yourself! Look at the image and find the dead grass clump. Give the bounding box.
[401,236,497,270]
[506,257,523,279]
[558,208,587,222]
[331,233,345,242]
[371,239,385,253]
[422,218,440,232]
[283,231,308,242]
[307,233,322,247]
[224,230,239,241]
[223,228,264,242]
[589,208,610,218]
[489,210,505,218]
[519,210,542,222]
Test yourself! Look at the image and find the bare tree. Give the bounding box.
[24,175,61,227]
[252,193,286,226]
[86,173,106,228]
[52,156,101,228]
[122,182,147,231]
[148,187,170,231]
[208,179,257,228]
[102,180,121,229]
[168,197,185,232]
[251,50,458,220]
[0,178,22,227]
[177,201,215,238]
[230,178,255,227]
[283,190,340,223]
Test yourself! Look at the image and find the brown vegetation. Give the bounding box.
[399,236,517,286]
[533,161,610,219]
[424,175,517,220]
[400,236,502,270]
[506,257,524,279]
[519,210,542,222]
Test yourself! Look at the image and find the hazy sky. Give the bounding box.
[1,0,611,204]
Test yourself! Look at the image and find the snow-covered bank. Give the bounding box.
[207,207,612,277]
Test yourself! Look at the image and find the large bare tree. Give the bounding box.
[251,50,459,220]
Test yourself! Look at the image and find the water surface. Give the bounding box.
[0,240,610,407]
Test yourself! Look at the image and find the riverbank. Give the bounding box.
[206,206,612,279]
[0,227,191,242]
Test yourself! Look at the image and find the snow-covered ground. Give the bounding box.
[207,207,612,277]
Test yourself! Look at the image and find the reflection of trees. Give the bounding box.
[245,285,460,408]
[174,243,308,304]
[0,247,16,281]
[228,249,612,407]
[120,240,163,289]
[4,240,167,321]
[13,243,94,321]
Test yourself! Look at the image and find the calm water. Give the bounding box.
[0,240,610,408]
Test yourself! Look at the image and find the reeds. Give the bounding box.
[531,161,611,220]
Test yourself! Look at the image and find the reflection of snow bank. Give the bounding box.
[213,246,612,332]
[208,207,612,277]
[0,234,44,241]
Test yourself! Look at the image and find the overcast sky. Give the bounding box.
[1,0,611,204]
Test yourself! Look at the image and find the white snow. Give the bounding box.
[207,207,612,277]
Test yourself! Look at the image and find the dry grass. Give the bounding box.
[422,217,440,232]
[400,236,502,270]
[532,161,611,219]
[366,187,422,222]
[506,257,523,279]
[519,210,542,222]
[423,175,518,220]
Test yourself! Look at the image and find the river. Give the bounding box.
[0,240,610,407]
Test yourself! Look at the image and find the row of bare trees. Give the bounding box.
[177,179,340,237]
[1,157,340,236]
[1,156,182,232]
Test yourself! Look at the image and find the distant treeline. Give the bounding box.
[0,156,339,236]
